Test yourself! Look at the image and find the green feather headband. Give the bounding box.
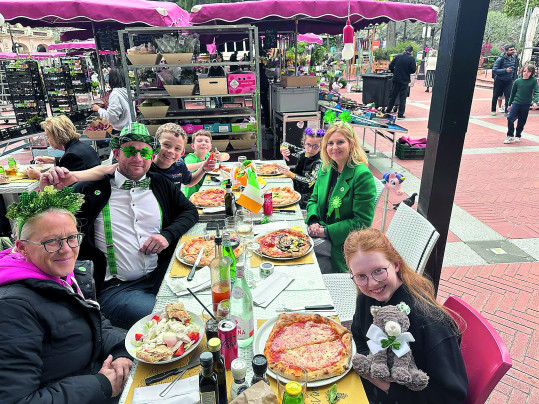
[6,186,85,238]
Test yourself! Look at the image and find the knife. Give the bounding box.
[187,249,204,281]
[277,304,335,312]
[145,358,201,385]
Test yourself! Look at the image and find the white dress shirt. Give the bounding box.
[94,170,161,281]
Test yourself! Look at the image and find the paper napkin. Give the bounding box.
[166,266,211,296]
[132,375,199,404]
[252,271,294,308]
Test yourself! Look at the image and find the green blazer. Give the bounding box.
[305,163,376,273]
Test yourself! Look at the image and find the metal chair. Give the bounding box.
[101,154,114,165]
[443,296,512,404]
[385,203,439,275]
[373,177,384,209]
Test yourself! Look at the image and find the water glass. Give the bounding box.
[276,365,308,403]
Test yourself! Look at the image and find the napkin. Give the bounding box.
[253,221,288,235]
[203,206,225,214]
[131,375,199,404]
[252,271,294,308]
[166,266,211,296]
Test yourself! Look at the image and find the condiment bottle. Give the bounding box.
[282,381,305,404]
[199,352,218,404]
[224,180,236,217]
[251,354,269,385]
[230,358,249,399]
[210,226,231,315]
[208,338,228,404]
[230,262,254,347]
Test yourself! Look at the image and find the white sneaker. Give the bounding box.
[514,137,521,143]
[491,112,496,116]
[503,137,514,144]
[498,106,505,112]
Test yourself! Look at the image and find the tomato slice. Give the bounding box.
[173,344,185,357]
[188,332,200,343]
[151,315,160,322]
[135,333,143,341]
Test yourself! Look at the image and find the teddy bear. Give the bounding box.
[352,302,429,391]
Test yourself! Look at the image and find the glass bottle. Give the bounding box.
[222,232,237,280]
[199,352,218,404]
[230,262,254,347]
[251,354,269,385]
[230,358,249,400]
[282,381,305,404]
[6,158,16,176]
[210,227,231,315]
[224,180,236,217]
[208,338,228,404]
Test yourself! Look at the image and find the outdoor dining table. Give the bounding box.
[118,160,368,404]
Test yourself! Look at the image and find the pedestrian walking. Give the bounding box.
[424,50,437,92]
[504,64,538,144]
[491,45,517,116]
[385,46,417,119]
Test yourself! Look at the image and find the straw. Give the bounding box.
[186,287,218,321]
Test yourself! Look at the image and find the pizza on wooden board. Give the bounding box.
[256,163,282,175]
[256,229,311,258]
[189,188,225,207]
[264,313,352,381]
[268,186,300,207]
[180,236,242,267]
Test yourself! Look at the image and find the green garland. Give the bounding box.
[6,186,85,237]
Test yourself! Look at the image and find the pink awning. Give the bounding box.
[0,0,190,29]
[190,0,437,35]
[0,52,66,59]
[48,41,96,50]
[298,33,323,44]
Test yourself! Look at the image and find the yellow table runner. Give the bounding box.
[122,318,368,404]
[0,173,36,183]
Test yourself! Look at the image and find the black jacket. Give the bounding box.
[389,52,417,84]
[55,138,101,171]
[492,54,517,82]
[0,269,128,404]
[351,286,468,404]
[73,171,199,294]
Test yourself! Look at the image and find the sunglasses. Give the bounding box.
[121,145,153,159]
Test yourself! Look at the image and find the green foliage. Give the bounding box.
[311,45,327,67]
[374,41,421,61]
[483,11,521,48]
[504,0,539,17]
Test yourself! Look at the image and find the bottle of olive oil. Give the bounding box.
[199,352,218,404]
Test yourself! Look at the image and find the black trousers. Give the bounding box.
[386,81,409,117]
[507,103,530,137]
[491,79,513,113]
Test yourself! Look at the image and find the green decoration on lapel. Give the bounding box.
[324,110,337,124]
[329,196,343,219]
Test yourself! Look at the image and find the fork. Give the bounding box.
[159,354,200,397]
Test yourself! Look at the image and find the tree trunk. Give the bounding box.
[387,22,397,48]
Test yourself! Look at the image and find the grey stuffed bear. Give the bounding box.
[352,302,429,391]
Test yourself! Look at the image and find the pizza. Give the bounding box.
[264,313,352,381]
[256,228,311,258]
[189,188,225,207]
[268,186,300,207]
[179,235,243,267]
[256,163,282,175]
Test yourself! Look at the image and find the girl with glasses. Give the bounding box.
[344,228,467,403]
[277,127,323,208]
[305,123,377,273]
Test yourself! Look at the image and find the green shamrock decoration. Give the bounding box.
[381,335,402,351]
[324,110,337,124]
[338,111,352,123]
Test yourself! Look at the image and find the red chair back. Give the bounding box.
[444,296,512,404]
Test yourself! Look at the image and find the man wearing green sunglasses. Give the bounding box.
[65,123,199,329]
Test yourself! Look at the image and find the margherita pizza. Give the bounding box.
[268,186,300,207]
[189,188,225,207]
[256,163,282,175]
[264,313,352,381]
[179,236,243,267]
[256,228,311,258]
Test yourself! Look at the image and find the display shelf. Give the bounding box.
[138,91,255,99]
[42,64,78,116]
[60,57,91,94]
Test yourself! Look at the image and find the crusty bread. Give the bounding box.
[165,302,190,322]
[136,345,173,362]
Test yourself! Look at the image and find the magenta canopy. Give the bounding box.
[0,0,190,29]
[298,33,323,45]
[48,41,96,50]
[190,0,437,35]
[0,52,66,59]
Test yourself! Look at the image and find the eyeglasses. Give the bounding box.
[121,145,153,159]
[21,233,84,253]
[304,143,320,150]
[350,267,389,286]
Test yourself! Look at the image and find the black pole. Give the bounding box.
[418,0,491,293]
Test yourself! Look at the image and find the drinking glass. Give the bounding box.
[276,365,308,403]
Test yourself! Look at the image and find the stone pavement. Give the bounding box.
[345,83,538,403]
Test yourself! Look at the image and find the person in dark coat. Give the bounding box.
[491,45,517,116]
[0,195,132,403]
[35,115,101,171]
[385,46,417,119]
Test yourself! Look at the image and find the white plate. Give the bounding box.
[125,311,205,364]
[17,164,54,174]
[252,314,356,387]
[254,230,313,261]
[175,240,206,268]
[266,187,301,207]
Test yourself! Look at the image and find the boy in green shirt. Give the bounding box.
[504,64,539,144]
[184,129,230,198]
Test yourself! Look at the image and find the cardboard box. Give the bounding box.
[280,75,318,87]
[162,53,193,65]
[230,134,256,150]
[138,105,170,118]
[83,129,107,139]
[145,125,161,136]
[198,77,228,95]
[212,140,229,152]
[203,123,231,133]
[164,84,194,96]
[182,124,204,134]
[127,54,161,65]
[227,72,256,94]
[230,122,257,132]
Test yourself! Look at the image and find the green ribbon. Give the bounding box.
[381,336,401,351]
[329,196,342,219]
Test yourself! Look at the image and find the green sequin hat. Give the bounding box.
[110,123,161,153]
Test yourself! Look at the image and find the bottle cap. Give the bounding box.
[251,354,267,374]
[235,262,244,277]
[231,358,247,379]
[200,351,214,367]
[285,381,302,396]
[226,180,232,188]
[208,337,221,352]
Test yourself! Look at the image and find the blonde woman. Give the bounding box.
[305,123,376,273]
[35,115,101,171]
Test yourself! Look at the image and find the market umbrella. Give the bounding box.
[48,41,96,50]
[297,33,323,45]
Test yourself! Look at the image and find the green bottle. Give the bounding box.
[282,381,304,404]
[222,232,237,279]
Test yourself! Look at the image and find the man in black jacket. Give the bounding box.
[73,123,199,328]
[491,44,517,116]
[386,46,417,119]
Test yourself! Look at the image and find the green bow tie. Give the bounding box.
[122,178,151,190]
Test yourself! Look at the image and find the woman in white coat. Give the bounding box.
[424,50,437,93]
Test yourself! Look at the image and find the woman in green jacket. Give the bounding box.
[306,123,376,273]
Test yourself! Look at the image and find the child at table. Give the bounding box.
[277,127,323,208]
[344,228,468,404]
[183,129,230,198]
